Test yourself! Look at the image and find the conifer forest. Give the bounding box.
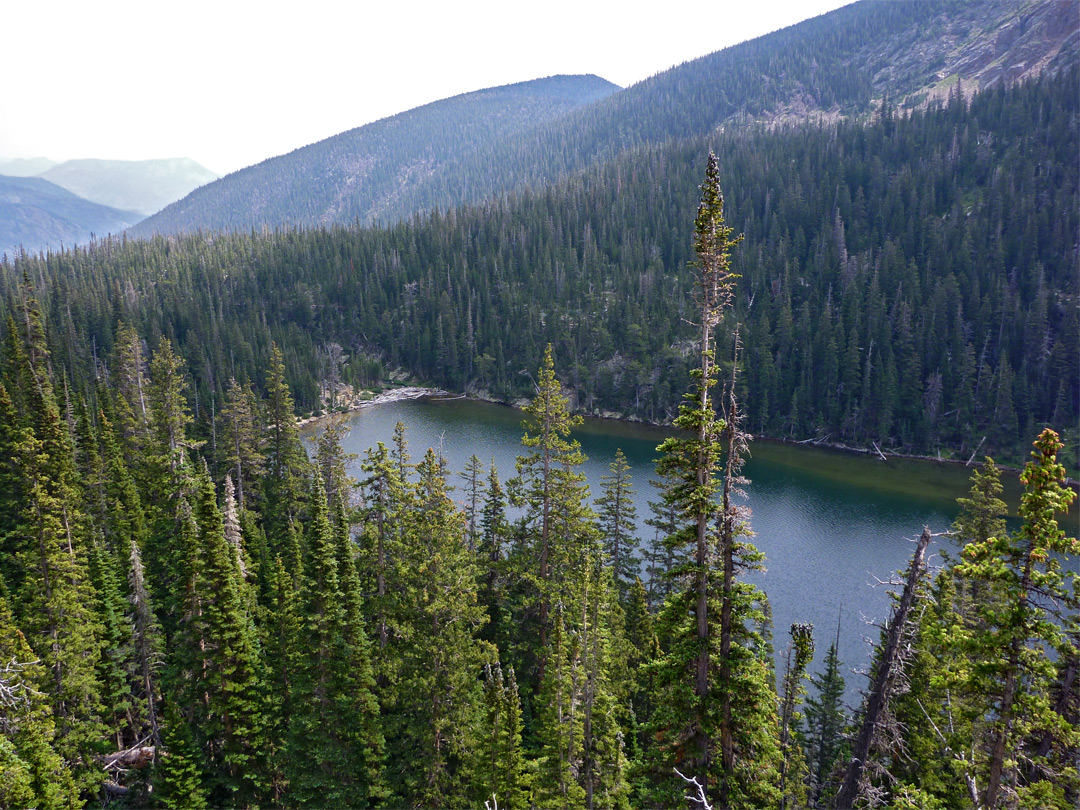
[0,10,1078,810]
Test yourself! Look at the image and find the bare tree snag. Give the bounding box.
[832,526,932,810]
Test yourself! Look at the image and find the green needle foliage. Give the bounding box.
[287,472,384,808]
[596,448,639,598]
[647,153,782,809]
[955,429,1078,809]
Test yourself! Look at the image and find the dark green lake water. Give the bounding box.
[305,396,1026,703]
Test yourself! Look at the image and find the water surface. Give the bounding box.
[306,396,1025,704]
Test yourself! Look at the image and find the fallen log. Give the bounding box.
[97,745,155,771]
[103,781,129,797]
[965,436,986,466]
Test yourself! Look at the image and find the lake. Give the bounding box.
[303,395,1025,704]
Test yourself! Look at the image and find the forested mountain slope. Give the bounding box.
[130,75,618,237]
[5,69,1076,466]
[131,0,1077,236]
[0,175,143,258]
[376,0,1077,225]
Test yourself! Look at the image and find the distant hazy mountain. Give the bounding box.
[39,157,218,216]
[130,74,619,237]
[0,157,58,177]
[0,175,143,258]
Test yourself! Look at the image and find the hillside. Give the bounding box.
[0,175,143,257]
[132,0,1077,236]
[130,74,619,237]
[7,68,1076,466]
[39,157,218,216]
[376,0,1077,224]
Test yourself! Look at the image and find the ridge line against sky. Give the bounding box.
[3,0,852,175]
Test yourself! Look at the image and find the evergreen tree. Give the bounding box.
[534,606,586,810]
[154,702,208,810]
[5,291,106,795]
[219,377,264,511]
[461,453,485,553]
[111,321,151,464]
[171,466,268,806]
[358,440,407,658]
[388,448,488,807]
[85,534,136,749]
[474,662,528,808]
[647,153,782,808]
[595,448,639,597]
[955,429,1078,808]
[803,629,848,805]
[147,338,194,482]
[0,593,80,809]
[286,471,384,808]
[514,344,587,683]
[478,460,511,652]
[778,622,814,810]
[262,343,308,547]
[314,417,353,513]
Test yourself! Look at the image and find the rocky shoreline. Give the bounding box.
[296,386,450,430]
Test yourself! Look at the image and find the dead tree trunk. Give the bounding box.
[832,526,932,810]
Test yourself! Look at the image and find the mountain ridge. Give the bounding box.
[130,74,618,237]
[131,0,1078,238]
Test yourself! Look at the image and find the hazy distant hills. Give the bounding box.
[37,157,218,216]
[0,157,58,177]
[0,156,216,254]
[0,175,143,258]
[130,75,619,238]
[131,0,1077,239]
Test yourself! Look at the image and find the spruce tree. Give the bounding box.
[647,154,782,808]
[358,440,407,658]
[595,448,639,598]
[461,453,485,553]
[111,321,151,465]
[262,343,308,548]
[389,448,488,807]
[514,344,586,683]
[955,429,1078,808]
[534,606,586,810]
[5,294,106,795]
[0,593,80,809]
[219,377,264,511]
[478,460,511,652]
[172,466,268,806]
[258,553,300,804]
[803,630,848,805]
[778,622,814,810]
[286,472,383,808]
[154,702,209,810]
[475,662,528,808]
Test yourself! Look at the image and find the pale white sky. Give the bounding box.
[3,0,853,176]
